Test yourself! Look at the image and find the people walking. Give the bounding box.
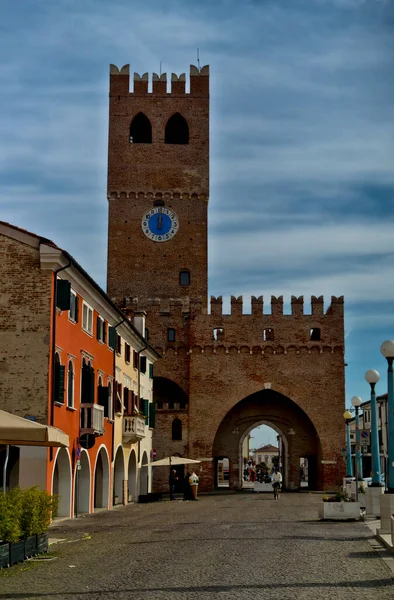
[169,469,178,501]
[272,468,282,499]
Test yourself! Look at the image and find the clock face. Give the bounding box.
[141,207,179,242]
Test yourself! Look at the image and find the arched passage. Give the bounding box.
[94,446,110,510]
[113,446,125,505]
[130,112,152,143]
[153,377,188,410]
[127,449,137,502]
[164,113,189,144]
[140,451,149,498]
[52,448,72,517]
[74,449,90,515]
[212,389,321,491]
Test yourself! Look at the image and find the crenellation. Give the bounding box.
[311,295,324,316]
[210,296,223,317]
[291,296,304,317]
[109,64,209,97]
[190,64,209,95]
[152,73,167,95]
[109,64,130,95]
[231,296,243,316]
[251,296,263,315]
[326,295,344,316]
[171,73,186,94]
[271,295,283,316]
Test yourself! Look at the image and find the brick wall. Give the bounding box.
[0,232,52,422]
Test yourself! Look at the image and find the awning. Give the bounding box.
[148,456,201,467]
[0,410,69,447]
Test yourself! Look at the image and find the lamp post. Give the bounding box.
[365,369,382,487]
[351,396,362,502]
[380,340,394,493]
[343,410,353,478]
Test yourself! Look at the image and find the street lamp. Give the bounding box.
[343,410,353,478]
[351,396,362,502]
[365,369,382,487]
[380,340,394,493]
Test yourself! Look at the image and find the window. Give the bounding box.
[140,356,147,374]
[133,350,139,370]
[165,113,189,144]
[310,328,321,341]
[69,291,79,322]
[54,353,65,404]
[67,361,74,408]
[116,334,122,355]
[149,402,156,428]
[97,376,109,418]
[179,270,190,286]
[82,302,93,334]
[56,279,71,311]
[172,418,182,441]
[145,328,149,342]
[96,316,106,343]
[107,381,113,420]
[129,112,152,143]
[168,328,176,342]
[125,343,131,364]
[213,328,224,341]
[263,328,274,341]
[81,359,95,403]
[149,363,153,379]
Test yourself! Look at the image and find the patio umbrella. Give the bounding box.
[0,409,69,493]
[147,456,201,467]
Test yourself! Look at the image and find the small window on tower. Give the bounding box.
[310,328,321,341]
[165,113,189,144]
[263,328,274,341]
[213,328,224,341]
[129,112,152,144]
[179,270,190,286]
[168,328,176,342]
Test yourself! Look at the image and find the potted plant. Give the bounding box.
[1,488,25,566]
[318,490,362,521]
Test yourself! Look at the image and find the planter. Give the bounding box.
[9,540,25,566]
[318,501,362,521]
[0,543,10,569]
[25,535,38,558]
[37,533,48,554]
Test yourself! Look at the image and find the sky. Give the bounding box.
[1,0,394,447]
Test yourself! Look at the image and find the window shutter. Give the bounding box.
[123,387,128,413]
[55,364,65,403]
[89,366,95,403]
[103,322,107,344]
[108,326,116,350]
[140,356,147,374]
[149,402,156,428]
[96,316,101,340]
[127,389,132,415]
[75,296,79,323]
[142,399,149,425]
[56,280,71,311]
[134,394,139,412]
[149,363,153,379]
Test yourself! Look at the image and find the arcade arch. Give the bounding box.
[140,451,149,497]
[52,448,72,518]
[94,446,110,510]
[127,450,137,502]
[113,446,125,505]
[74,449,91,515]
[212,388,321,491]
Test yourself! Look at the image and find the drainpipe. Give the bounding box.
[49,260,71,461]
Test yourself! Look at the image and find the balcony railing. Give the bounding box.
[80,403,104,435]
[123,416,146,443]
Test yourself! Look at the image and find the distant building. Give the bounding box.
[252,445,279,470]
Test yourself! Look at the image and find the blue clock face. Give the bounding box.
[141,207,179,242]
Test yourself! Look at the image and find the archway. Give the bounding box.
[52,448,72,517]
[127,450,137,502]
[75,449,90,515]
[94,446,110,510]
[140,451,149,498]
[113,446,125,505]
[212,388,321,491]
[153,377,188,409]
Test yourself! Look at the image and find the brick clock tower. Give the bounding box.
[107,63,345,494]
[107,64,209,305]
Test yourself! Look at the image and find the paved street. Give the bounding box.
[1,492,393,600]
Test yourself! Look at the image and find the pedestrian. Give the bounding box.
[169,469,178,501]
[183,471,192,501]
[272,467,282,499]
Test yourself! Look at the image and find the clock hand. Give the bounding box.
[158,212,163,230]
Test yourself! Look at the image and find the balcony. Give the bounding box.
[123,416,146,443]
[80,403,105,435]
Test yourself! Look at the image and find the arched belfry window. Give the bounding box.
[165,113,189,145]
[129,112,152,144]
[172,418,182,441]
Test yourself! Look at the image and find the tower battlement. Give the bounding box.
[109,64,209,96]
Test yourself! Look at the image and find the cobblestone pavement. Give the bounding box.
[1,492,393,600]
